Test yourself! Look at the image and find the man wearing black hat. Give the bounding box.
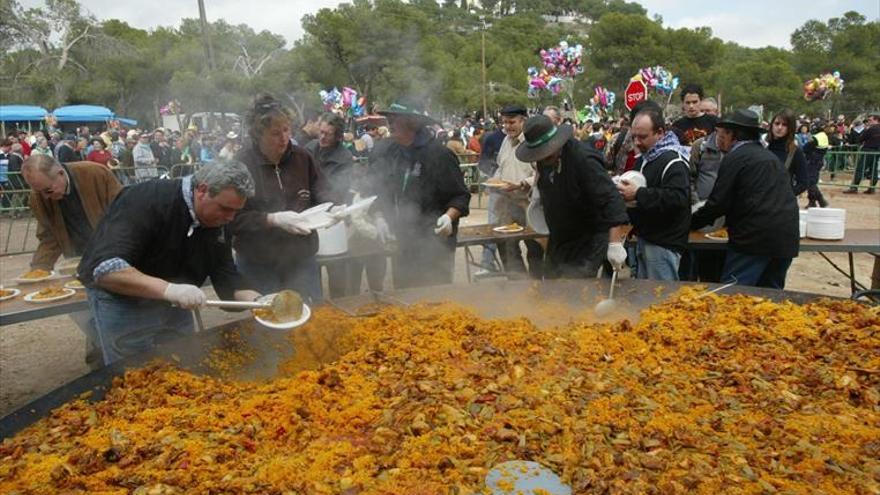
[692,109,799,289]
[370,102,471,288]
[490,104,543,277]
[515,115,628,278]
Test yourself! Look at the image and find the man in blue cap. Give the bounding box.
[490,104,544,277]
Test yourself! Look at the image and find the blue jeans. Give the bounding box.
[68,309,102,370]
[721,248,792,289]
[86,288,193,366]
[236,255,322,303]
[635,238,681,281]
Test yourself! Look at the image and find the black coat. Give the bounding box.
[304,140,355,204]
[629,149,692,253]
[78,178,249,299]
[232,143,336,263]
[368,131,470,249]
[692,142,799,259]
[537,139,628,267]
[767,139,808,196]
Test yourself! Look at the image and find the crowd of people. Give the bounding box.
[3,88,878,370]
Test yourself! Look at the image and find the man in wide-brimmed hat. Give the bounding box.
[692,108,799,289]
[368,101,471,289]
[515,115,628,279]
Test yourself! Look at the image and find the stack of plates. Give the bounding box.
[806,207,845,240]
[798,210,808,238]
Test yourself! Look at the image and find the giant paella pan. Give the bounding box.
[0,279,877,494]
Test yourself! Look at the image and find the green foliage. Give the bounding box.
[1,0,876,128]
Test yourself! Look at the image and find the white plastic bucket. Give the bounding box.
[317,221,348,255]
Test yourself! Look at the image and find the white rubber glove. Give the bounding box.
[375,217,392,244]
[327,204,346,226]
[607,242,627,271]
[434,213,453,237]
[163,283,207,309]
[268,211,312,235]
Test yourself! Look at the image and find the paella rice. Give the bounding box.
[0,288,878,494]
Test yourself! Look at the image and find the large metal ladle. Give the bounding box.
[205,290,305,323]
[594,268,619,318]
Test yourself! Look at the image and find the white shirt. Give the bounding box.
[491,132,536,223]
[494,132,535,188]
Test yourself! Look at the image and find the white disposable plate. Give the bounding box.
[339,195,377,217]
[252,294,312,330]
[526,201,549,235]
[301,211,336,230]
[807,207,846,218]
[300,202,334,217]
[493,225,525,234]
[64,280,85,290]
[14,270,56,284]
[0,288,22,302]
[485,460,571,495]
[24,287,76,303]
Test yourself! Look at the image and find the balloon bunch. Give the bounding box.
[159,100,181,116]
[578,86,616,122]
[527,68,564,96]
[319,87,367,117]
[803,71,844,101]
[527,40,584,97]
[631,66,679,96]
[591,86,615,113]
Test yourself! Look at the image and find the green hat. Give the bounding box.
[378,101,438,127]
[515,115,573,162]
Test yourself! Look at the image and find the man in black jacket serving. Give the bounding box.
[370,101,471,289]
[78,161,262,365]
[617,106,692,281]
[516,115,628,278]
[692,109,799,289]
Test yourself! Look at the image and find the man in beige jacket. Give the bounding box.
[22,155,122,369]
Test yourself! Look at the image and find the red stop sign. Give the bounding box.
[624,80,648,111]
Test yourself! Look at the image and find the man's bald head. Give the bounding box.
[22,154,61,178]
[23,154,67,201]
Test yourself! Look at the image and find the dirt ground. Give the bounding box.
[1,189,878,419]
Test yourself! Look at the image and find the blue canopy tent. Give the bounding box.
[52,105,114,122]
[0,105,49,134]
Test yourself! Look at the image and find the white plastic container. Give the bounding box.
[317,221,348,255]
[806,207,845,240]
[526,199,548,235]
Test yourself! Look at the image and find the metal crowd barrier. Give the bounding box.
[456,154,484,209]
[0,172,37,255]
[0,163,209,256]
[820,149,880,189]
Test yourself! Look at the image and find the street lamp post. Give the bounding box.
[481,26,487,121]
